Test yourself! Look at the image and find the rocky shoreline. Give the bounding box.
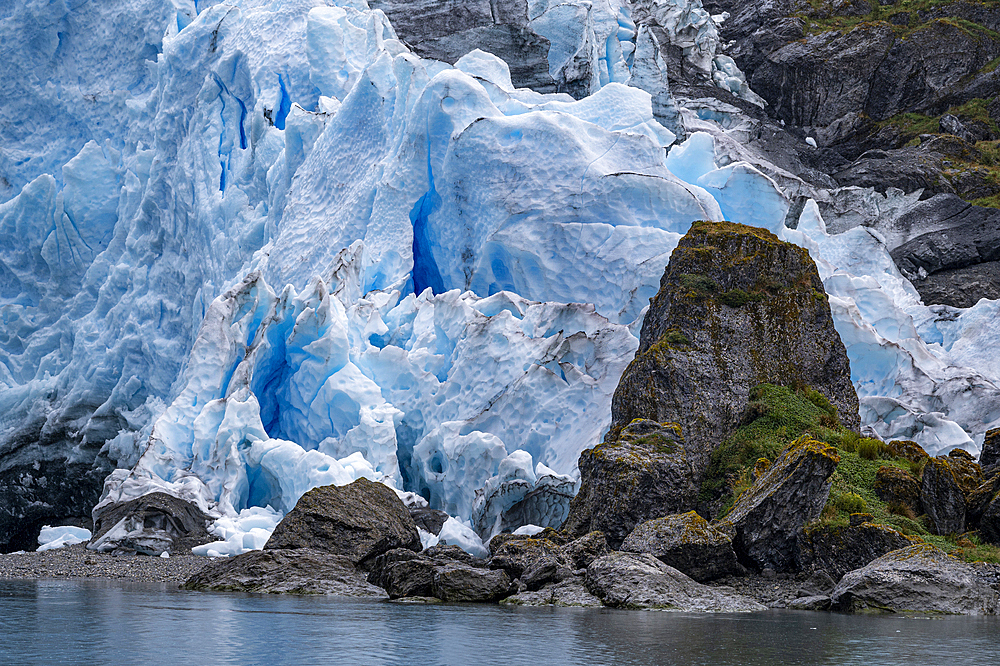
[0,540,815,610]
[0,543,209,584]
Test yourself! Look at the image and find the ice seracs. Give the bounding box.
[1,0,999,556]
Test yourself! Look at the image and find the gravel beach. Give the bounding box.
[0,543,212,584]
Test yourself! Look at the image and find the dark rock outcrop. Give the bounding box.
[583,552,766,611]
[890,198,1000,308]
[369,0,598,98]
[873,466,922,516]
[561,531,610,570]
[409,507,449,536]
[488,533,573,588]
[367,546,514,602]
[921,457,968,535]
[182,548,386,596]
[830,544,1000,615]
[979,427,1000,475]
[561,419,694,549]
[263,478,421,565]
[620,511,742,582]
[88,492,212,556]
[798,521,914,582]
[720,437,841,572]
[608,221,858,490]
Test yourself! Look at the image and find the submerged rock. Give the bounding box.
[562,419,695,549]
[830,544,1000,615]
[182,548,386,597]
[88,492,212,556]
[720,437,840,572]
[264,478,421,565]
[621,511,742,582]
[584,552,765,612]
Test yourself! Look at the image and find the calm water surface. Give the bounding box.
[1,578,998,665]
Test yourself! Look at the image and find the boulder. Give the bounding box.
[720,436,840,572]
[607,221,858,493]
[830,544,1000,615]
[920,457,967,535]
[873,466,922,516]
[182,548,386,597]
[366,545,514,602]
[88,492,212,556]
[584,552,765,612]
[432,563,517,603]
[966,475,1000,529]
[264,478,421,565]
[561,531,609,570]
[488,534,573,589]
[947,449,984,497]
[561,419,696,549]
[798,522,914,582]
[409,507,449,535]
[886,440,929,463]
[980,428,1000,476]
[620,511,742,582]
[501,578,603,607]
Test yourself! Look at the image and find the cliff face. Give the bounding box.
[610,220,859,484]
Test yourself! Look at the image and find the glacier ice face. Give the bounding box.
[3,0,999,556]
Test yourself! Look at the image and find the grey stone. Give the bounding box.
[981,428,1000,476]
[920,457,967,535]
[562,420,696,549]
[182,548,387,597]
[409,507,449,535]
[608,221,859,485]
[621,511,742,582]
[501,577,603,607]
[830,544,1000,615]
[798,522,913,582]
[264,478,421,565]
[584,552,766,612]
[720,437,840,572]
[432,562,516,602]
[88,492,213,556]
[873,466,922,517]
[788,595,832,611]
[488,534,568,579]
[561,531,609,570]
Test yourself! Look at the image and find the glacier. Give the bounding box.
[2,0,999,555]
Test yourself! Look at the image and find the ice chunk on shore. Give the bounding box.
[37,526,92,552]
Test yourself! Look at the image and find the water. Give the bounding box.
[2,579,999,666]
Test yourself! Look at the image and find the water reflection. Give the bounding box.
[1,579,998,666]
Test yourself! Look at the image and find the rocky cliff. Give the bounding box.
[610,220,858,482]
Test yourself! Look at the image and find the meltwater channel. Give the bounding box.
[2,579,999,665]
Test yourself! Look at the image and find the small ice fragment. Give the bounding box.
[805,137,817,148]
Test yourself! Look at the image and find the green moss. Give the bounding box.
[719,288,764,308]
[679,273,718,294]
[702,384,846,505]
[663,330,690,346]
[833,491,867,513]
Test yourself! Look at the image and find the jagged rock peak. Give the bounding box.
[610,220,860,485]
